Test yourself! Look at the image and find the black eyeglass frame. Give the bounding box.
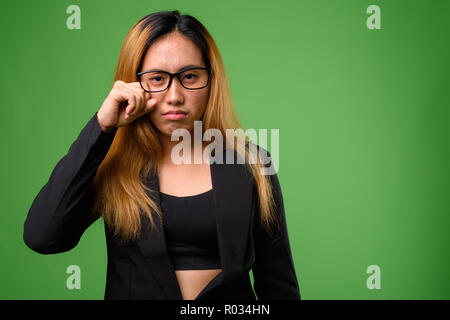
[136,67,213,93]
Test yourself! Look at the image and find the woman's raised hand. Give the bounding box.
[97,80,157,132]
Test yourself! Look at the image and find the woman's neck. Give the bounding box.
[158,131,208,165]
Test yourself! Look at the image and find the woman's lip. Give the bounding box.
[162,113,187,120]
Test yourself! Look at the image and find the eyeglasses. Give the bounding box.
[136,67,212,93]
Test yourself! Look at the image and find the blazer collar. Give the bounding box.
[135,148,255,300]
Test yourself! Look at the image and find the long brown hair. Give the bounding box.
[92,10,280,242]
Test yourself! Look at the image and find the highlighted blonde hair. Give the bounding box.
[92,10,280,242]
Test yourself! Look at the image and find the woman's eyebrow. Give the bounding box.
[147,64,204,73]
[178,64,204,72]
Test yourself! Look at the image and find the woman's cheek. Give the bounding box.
[192,93,209,119]
[147,109,161,131]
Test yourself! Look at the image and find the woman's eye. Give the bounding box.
[151,76,162,82]
[183,73,197,80]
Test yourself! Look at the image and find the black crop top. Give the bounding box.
[160,188,222,270]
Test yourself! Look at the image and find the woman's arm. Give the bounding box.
[251,155,301,300]
[23,112,117,254]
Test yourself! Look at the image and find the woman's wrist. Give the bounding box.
[96,112,114,133]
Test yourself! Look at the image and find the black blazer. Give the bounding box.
[23,112,301,300]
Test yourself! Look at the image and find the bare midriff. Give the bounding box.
[175,269,222,299]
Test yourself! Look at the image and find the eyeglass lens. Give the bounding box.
[139,68,209,92]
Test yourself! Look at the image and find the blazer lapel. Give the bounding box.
[196,149,255,299]
[136,148,255,300]
[135,169,183,299]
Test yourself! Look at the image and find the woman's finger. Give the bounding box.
[121,85,146,115]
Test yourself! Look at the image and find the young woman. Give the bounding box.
[23,10,300,300]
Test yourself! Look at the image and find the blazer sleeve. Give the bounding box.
[23,112,117,254]
[251,154,301,300]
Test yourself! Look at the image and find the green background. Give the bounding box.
[1,0,449,299]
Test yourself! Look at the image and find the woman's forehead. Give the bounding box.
[141,33,203,71]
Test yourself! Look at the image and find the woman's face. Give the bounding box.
[140,32,210,138]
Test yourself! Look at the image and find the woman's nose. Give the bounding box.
[165,76,184,105]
